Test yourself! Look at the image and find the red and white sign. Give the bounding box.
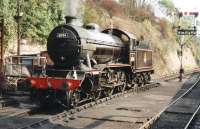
[180,12,199,17]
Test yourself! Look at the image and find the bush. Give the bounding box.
[129,6,154,22]
[99,0,125,17]
[158,19,175,39]
[83,3,101,24]
[1,0,64,47]
[83,1,109,28]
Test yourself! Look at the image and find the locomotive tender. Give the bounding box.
[27,16,153,106]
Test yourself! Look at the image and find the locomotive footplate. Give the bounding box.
[100,83,125,88]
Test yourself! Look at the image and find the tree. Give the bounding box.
[99,0,125,17]
[0,0,64,48]
[158,0,176,16]
[0,0,17,48]
[21,0,64,44]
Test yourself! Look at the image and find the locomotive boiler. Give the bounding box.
[47,16,127,69]
[25,16,154,107]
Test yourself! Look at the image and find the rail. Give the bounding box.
[139,73,200,129]
[0,69,198,129]
[16,82,159,129]
[184,104,200,129]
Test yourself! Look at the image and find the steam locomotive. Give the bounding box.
[24,16,153,107]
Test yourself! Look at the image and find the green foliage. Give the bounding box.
[22,0,64,44]
[191,39,200,65]
[83,2,108,28]
[0,0,64,47]
[0,0,17,48]
[83,4,101,24]
[143,20,153,33]
[122,0,155,22]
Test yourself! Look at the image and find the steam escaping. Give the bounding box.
[64,0,79,16]
[63,0,83,26]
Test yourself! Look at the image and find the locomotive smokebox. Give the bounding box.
[65,16,76,24]
[47,24,81,68]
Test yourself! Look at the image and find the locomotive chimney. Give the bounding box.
[65,16,76,24]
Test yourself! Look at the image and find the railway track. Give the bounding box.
[0,69,198,129]
[0,96,19,108]
[0,108,32,121]
[0,82,159,129]
[139,73,200,129]
[0,92,38,123]
[183,104,200,129]
[152,68,200,82]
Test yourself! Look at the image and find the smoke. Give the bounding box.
[64,0,79,16]
[63,0,83,26]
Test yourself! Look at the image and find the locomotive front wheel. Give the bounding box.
[93,89,102,100]
[117,71,127,92]
[117,85,123,92]
[143,73,149,84]
[71,90,81,107]
[137,74,144,87]
[104,88,114,97]
[147,73,151,82]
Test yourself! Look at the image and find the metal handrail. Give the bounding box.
[4,55,47,77]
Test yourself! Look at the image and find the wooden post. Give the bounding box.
[0,16,4,72]
[17,0,20,56]
[14,0,23,56]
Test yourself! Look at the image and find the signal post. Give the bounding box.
[176,11,198,81]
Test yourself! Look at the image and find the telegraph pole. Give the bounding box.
[179,35,184,82]
[17,0,20,56]
[176,11,198,81]
[0,16,4,71]
[14,0,23,56]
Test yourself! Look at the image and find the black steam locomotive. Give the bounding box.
[25,16,153,106]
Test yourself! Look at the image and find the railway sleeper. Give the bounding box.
[164,110,196,115]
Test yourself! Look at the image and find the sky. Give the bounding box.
[172,0,200,12]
